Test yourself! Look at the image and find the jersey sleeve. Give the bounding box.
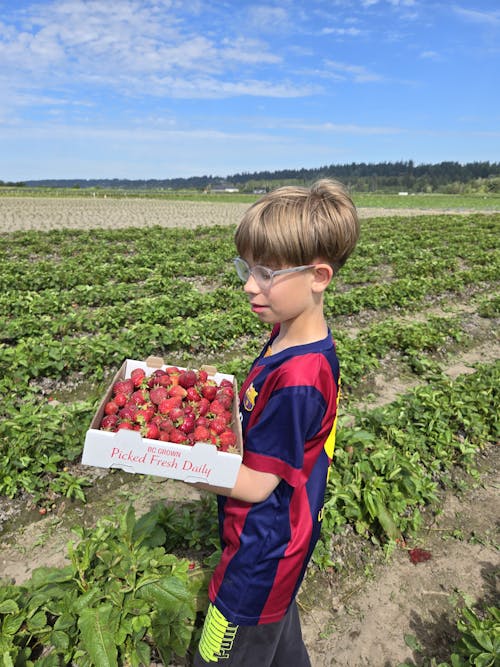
[243,383,327,487]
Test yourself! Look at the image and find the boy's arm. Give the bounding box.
[190,463,280,503]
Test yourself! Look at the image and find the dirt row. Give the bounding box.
[0,195,482,233]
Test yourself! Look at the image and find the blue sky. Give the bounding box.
[1,0,499,180]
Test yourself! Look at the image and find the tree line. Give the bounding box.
[3,160,500,193]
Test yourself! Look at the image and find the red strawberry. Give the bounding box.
[194,425,211,442]
[131,389,149,405]
[143,423,160,440]
[159,431,172,441]
[118,404,137,421]
[186,386,201,402]
[169,407,185,424]
[220,379,234,389]
[197,397,210,416]
[195,416,210,428]
[166,367,180,385]
[179,369,197,388]
[209,399,227,416]
[104,400,119,415]
[147,369,172,388]
[113,393,128,408]
[201,383,217,401]
[219,429,237,451]
[130,368,146,387]
[112,378,134,396]
[215,391,233,410]
[149,386,169,405]
[158,396,182,414]
[101,414,119,430]
[179,416,195,435]
[136,405,156,424]
[197,369,208,383]
[169,428,186,444]
[210,417,227,435]
[117,421,134,430]
[159,418,173,432]
[169,385,187,399]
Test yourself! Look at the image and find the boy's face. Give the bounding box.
[241,257,320,326]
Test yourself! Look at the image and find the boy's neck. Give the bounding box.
[271,314,328,354]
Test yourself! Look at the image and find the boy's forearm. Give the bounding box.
[188,464,280,503]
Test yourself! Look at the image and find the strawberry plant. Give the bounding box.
[0,505,204,666]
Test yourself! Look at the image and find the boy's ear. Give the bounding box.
[312,264,334,292]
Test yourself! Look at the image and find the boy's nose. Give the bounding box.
[243,273,260,294]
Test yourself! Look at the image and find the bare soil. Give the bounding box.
[0,195,488,233]
[0,199,498,666]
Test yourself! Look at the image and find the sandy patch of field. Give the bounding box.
[0,196,472,233]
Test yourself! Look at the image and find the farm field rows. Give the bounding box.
[0,198,498,666]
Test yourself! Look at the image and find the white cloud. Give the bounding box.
[419,50,440,59]
[323,59,383,83]
[453,6,500,27]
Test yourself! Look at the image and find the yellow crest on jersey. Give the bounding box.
[243,383,258,412]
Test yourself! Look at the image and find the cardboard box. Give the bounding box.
[82,357,242,488]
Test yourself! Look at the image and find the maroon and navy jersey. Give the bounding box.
[208,327,340,625]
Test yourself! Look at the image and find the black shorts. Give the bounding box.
[193,599,311,666]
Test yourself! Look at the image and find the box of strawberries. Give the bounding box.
[82,356,242,487]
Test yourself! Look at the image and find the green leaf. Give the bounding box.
[136,576,190,612]
[77,605,118,667]
[0,600,19,614]
[374,497,401,541]
[404,633,423,652]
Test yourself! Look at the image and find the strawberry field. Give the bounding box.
[0,200,498,666]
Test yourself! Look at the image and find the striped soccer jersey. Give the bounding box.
[208,327,340,625]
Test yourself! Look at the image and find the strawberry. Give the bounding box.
[210,417,227,435]
[197,369,208,383]
[169,385,187,399]
[112,378,134,396]
[101,414,119,430]
[118,404,137,421]
[149,386,169,405]
[219,383,235,399]
[195,416,210,428]
[136,405,156,424]
[158,396,182,414]
[197,397,210,416]
[147,369,172,388]
[179,369,197,388]
[159,431,172,441]
[219,429,237,451]
[186,386,201,402]
[169,428,186,444]
[201,382,217,401]
[131,389,149,405]
[169,407,185,424]
[179,416,195,435]
[220,379,234,389]
[166,367,180,385]
[194,425,211,442]
[104,400,119,415]
[215,391,232,410]
[143,423,160,440]
[159,418,173,432]
[130,367,146,387]
[113,393,128,408]
[117,421,134,430]
[209,399,228,417]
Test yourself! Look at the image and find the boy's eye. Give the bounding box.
[254,266,273,283]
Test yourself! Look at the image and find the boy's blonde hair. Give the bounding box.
[235,179,359,273]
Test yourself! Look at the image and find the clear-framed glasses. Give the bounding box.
[233,257,316,290]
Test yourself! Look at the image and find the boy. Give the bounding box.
[191,179,360,666]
